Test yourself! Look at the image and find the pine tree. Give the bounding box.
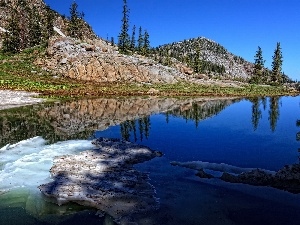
[130,25,136,52]
[118,0,130,53]
[271,42,283,84]
[68,1,84,39]
[137,26,143,54]
[193,48,202,73]
[111,37,115,46]
[251,46,265,84]
[2,10,21,53]
[44,5,55,42]
[142,30,150,56]
[28,6,42,47]
[17,0,30,49]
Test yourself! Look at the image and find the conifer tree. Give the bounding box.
[68,1,84,39]
[142,30,150,56]
[29,6,42,47]
[251,46,265,84]
[111,37,115,46]
[44,5,55,42]
[2,11,21,53]
[137,26,143,53]
[130,25,136,52]
[118,0,130,53]
[271,42,283,84]
[193,48,202,73]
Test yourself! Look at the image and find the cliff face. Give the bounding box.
[35,36,188,84]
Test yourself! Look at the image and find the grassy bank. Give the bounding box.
[0,46,298,99]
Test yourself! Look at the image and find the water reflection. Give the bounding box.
[0,97,237,147]
[120,117,151,141]
[119,98,237,141]
[249,96,281,132]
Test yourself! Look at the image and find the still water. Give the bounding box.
[0,96,299,225]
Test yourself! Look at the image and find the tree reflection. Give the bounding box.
[165,100,234,128]
[249,97,262,130]
[249,97,280,132]
[120,116,151,142]
[269,97,280,132]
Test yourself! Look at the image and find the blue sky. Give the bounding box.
[44,0,300,80]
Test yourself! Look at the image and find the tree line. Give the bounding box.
[117,0,151,56]
[250,43,287,85]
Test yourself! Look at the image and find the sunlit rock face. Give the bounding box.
[39,138,162,224]
[37,36,186,84]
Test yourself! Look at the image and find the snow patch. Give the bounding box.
[53,26,66,37]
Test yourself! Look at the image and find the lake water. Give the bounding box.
[0,96,299,225]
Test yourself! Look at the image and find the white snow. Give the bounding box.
[53,26,66,37]
[0,26,7,33]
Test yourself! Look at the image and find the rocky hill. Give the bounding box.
[153,37,254,81]
[0,0,96,47]
[0,0,256,86]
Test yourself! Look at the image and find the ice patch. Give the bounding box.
[0,137,95,192]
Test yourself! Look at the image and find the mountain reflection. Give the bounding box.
[119,98,237,141]
[249,96,281,132]
[0,97,237,147]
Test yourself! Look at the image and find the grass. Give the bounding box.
[0,46,298,99]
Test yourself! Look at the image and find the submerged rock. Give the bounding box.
[171,160,300,194]
[39,138,162,224]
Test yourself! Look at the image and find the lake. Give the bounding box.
[0,96,299,225]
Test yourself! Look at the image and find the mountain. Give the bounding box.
[153,37,254,81]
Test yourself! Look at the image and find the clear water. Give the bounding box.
[0,96,299,225]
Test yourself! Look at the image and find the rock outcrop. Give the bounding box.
[39,137,162,224]
[36,37,188,84]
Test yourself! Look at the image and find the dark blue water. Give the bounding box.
[96,96,299,171]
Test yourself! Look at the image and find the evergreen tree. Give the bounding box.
[28,6,42,47]
[2,11,21,53]
[68,1,84,39]
[44,5,55,42]
[17,0,30,49]
[271,42,283,84]
[193,47,202,73]
[111,37,115,46]
[142,30,150,56]
[137,26,143,53]
[251,46,265,84]
[130,25,136,51]
[118,0,130,53]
